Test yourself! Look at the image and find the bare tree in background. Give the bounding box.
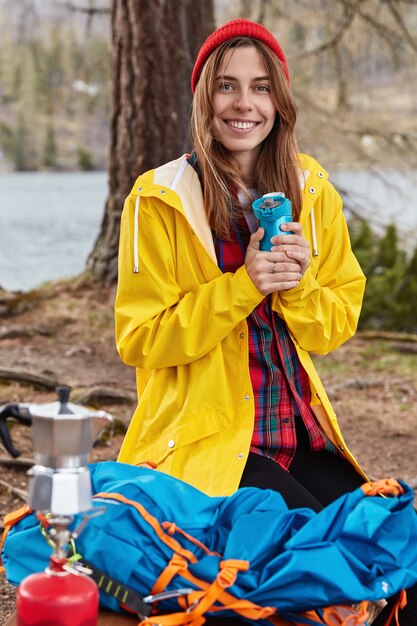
[87,0,215,283]
[230,0,417,225]
[262,0,417,165]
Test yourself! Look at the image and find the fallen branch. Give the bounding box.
[392,343,417,355]
[326,377,417,398]
[0,367,60,390]
[0,477,27,501]
[73,386,136,406]
[358,330,417,343]
[0,456,34,468]
[0,325,53,340]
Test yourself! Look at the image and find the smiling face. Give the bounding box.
[211,44,276,178]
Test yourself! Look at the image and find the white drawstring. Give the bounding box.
[310,208,318,256]
[133,195,140,273]
[170,156,188,191]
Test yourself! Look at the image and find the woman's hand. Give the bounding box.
[270,222,310,277]
[245,227,304,296]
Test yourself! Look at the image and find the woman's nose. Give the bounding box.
[232,90,253,111]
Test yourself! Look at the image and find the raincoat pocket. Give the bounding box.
[134,410,221,469]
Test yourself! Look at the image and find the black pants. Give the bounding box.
[239,416,417,626]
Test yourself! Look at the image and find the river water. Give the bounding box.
[331,169,417,243]
[0,172,107,292]
[0,169,416,292]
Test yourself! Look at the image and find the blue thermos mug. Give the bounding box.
[252,192,293,251]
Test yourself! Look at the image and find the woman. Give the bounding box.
[115,19,416,624]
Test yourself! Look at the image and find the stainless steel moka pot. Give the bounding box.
[0,385,113,514]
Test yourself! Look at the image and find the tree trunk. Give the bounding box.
[87,0,215,283]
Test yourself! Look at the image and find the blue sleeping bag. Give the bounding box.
[2,461,417,625]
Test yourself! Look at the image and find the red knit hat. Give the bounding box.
[191,18,289,92]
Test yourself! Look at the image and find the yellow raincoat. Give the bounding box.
[115,153,367,496]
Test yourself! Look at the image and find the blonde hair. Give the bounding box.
[190,38,302,239]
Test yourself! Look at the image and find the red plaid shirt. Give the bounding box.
[214,217,336,470]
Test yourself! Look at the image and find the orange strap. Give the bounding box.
[139,560,274,626]
[171,560,275,622]
[94,492,198,563]
[361,478,404,498]
[94,494,275,622]
[162,522,221,558]
[0,504,32,573]
[378,589,407,626]
[153,555,266,620]
[151,553,188,595]
[136,461,158,470]
[268,601,374,626]
[322,602,370,625]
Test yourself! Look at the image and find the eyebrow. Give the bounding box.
[216,74,270,82]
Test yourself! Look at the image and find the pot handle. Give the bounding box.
[0,404,32,458]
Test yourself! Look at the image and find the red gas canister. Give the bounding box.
[16,556,98,626]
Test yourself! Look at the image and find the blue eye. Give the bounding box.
[219,82,234,92]
[256,85,270,92]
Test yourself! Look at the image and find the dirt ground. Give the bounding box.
[0,277,416,623]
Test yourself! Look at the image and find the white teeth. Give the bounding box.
[228,121,257,129]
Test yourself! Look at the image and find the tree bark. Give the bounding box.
[87,0,215,283]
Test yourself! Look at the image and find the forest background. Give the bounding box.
[1,0,417,330]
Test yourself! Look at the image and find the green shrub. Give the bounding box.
[350,219,416,332]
